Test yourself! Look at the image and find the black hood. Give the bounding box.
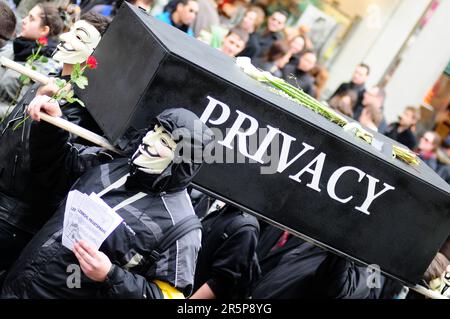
[13,37,58,62]
[125,108,214,194]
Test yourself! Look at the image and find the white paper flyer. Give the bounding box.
[62,190,123,250]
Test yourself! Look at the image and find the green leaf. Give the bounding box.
[72,63,81,78]
[71,97,85,107]
[31,65,37,71]
[66,90,74,99]
[73,63,80,73]
[58,90,68,99]
[39,56,49,63]
[19,75,30,84]
[74,76,88,89]
[55,78,67,89]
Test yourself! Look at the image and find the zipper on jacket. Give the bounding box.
[12,155,18,178]
[0,100,27,136]
[1,114,24,136]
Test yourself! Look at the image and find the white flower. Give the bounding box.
[343,122,362,134]
[236,56,265,81]
[261,71,275,82]
[235,56,252,69]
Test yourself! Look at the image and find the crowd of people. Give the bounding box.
[0,0,449,299]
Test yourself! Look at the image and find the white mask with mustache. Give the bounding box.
[53,20,101,64]
[131,125,177,174]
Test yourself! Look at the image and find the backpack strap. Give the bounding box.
[145,214,202,265]
[97,174,130,197]
[221,212,259,241]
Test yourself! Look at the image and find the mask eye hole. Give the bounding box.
[160,138,170,148]
[160,132,176,150]
[74,27,90,44]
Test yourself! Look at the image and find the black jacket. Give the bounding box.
[193,205,259,299]
[252,241,382,299]
[384,123,417,150]
[1,108,214,298]
[251,225,381,299]
[239,31,283,60]
[0,82,103,234]
[330,82,366,103]
[330,82,366,121]
[12,37,58,62]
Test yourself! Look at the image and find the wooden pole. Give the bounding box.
[1,56,49,84]
[410,284,449,300]
[38,112,122,154]
[1,57,122,154]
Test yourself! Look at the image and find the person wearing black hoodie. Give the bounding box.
[0,13,109,280]
[1,105,214,298]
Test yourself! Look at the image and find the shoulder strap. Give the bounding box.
[146,215,202,264]
[97,174,130,197]
[222,212,258,241]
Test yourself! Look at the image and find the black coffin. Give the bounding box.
[78,3,450,285]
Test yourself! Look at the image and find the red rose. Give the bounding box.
[37,37,48,46]
[86,56,98,69]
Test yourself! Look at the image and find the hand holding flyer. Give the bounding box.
[62,190,123,251]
